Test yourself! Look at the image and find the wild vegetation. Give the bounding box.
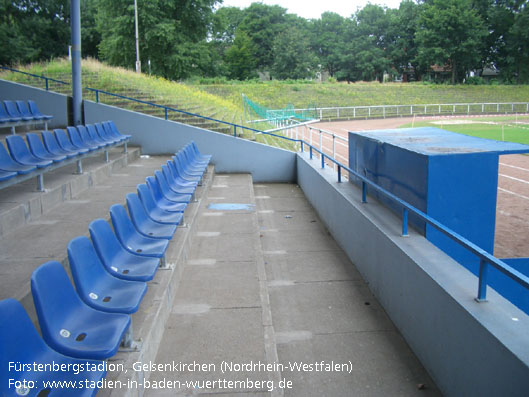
[1,0,528,84]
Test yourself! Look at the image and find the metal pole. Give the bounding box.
[71,0,82,125]
[134,0,141,73]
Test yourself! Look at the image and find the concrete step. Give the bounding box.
[0,144,140,238]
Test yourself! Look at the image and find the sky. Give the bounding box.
[219,0,403,19]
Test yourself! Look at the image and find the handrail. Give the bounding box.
[301,141,529,302]
[2,65,528,304]
[0,66,68,90]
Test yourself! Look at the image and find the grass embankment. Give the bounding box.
[399,115,529,145]
[0,59,296,150]
[195,80,529,110]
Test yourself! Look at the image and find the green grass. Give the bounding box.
[195,81,529,110]
[399,115,529,145]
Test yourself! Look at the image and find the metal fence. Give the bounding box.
[291,102,529,121]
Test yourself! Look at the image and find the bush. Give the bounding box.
[465,76,485,85]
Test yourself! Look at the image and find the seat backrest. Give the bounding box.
[67,236,106,300]
[15,100,33,118]
[137,183,159,212]
[95,123,111,142]
[0,102,10,119]
[26,132,49,158]
[0,142,18,168]
[5,135,32,161]
[88,219,124,269]
[86,124,102,142]
[110,204,138,245]
[54,129,76,151]
[102,121,116,138]
[77,125,95,145]
[146,176,164,202]
[154,169,174,196]
[108,120,122,137]
[3,100,21,117]
[161,164,176,184]
[28,100,43,116]
[67,126,86,149]
[30,261,85,347]
[42,131,63,154]
[0,299,56,395]
[126,193,151,227]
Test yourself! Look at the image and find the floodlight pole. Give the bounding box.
[71,0,82,125]
[134,0,141,73]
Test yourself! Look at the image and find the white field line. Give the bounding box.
[499,163,529,173]
[498,187,529,201]
[499,174,529,185]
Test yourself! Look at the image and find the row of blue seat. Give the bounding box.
[0,142,211,396]
[0,100,53,133]
[0,121,130,190]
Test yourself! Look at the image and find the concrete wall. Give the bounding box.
[84,100,296,183]
[296,152,529,397]
[0,79,68,128]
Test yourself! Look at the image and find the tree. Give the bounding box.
[415,0,487,83]
[271,25,316,80]
[96,0,218,79]
[236,3,288,71]
[224,30,257,80]
[0,0,70,65]
[81,0,100,58]
[309,12,348,77]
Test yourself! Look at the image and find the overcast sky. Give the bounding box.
[219,0,403,19]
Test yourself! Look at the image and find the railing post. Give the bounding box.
[164,108,168,120]
[300,141,304,153]
[310,146,313,160]
[321,153,325,169]
[362,181,367,203]
[338,165,342,183]
[233,125,237,137]
[319,130,322,152]
[95,90,99,103]
[45,78,49,91]
[476,259,489,302]
[402,208,409,236]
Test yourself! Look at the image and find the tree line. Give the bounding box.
[1,0,528,84]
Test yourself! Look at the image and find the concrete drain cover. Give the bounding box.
[207,203,255,211]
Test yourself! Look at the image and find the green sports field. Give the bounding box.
[399,115,529,145]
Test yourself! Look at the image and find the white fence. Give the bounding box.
[290,102,529,121]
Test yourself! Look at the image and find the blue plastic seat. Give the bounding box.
[126,193,177,239]
[110,204,169,258]
[180,149,207,174]
[182,144,208,168]
[0,142,37,174]
[161,164,196,194]
[77,125,106,149]
[67,126,95,151]
[95,123,120,144]
[28,100,53,120]
[174,154,203,179]
[5,135,53,169]
[4,100,31,121]
[68,236,148,313]
[0,298,106,397]
[26,132,67,163]
[166,160,199,188]
[42,131,78,159]
[54,129,89,154]
[171,156,202,183]
[142,181,187,212]
[86,124,111,146]
[102,121,127,142]
[107,120,132,139]
[191,141,211,162]
[16,100,40,120]
[137,184,185,224]
[153,170,193,202]
[89,219,159,282]
[31,261,131,360]
[0,102,20,122]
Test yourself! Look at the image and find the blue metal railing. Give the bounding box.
[2,65,528,303]
[0,66,68,91]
